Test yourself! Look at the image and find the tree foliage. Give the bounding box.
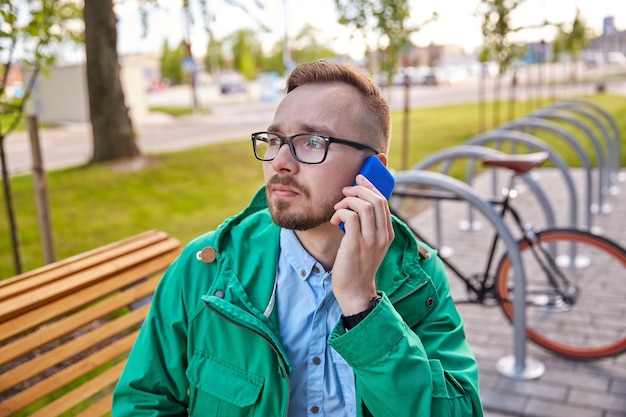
[335,0,436,84]
[477,0,526,75]
[137,0,265,66]
[204,33,226,74]
[554,8,591,63]
[160,40,188,84]
[290,23,336,65]
[477,0,527,128]
[0,0,81,137]
[0,0,81,274]
[228,29,261,79]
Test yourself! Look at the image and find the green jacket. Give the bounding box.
[113,188,483,416]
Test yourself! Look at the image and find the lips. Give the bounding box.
[267,175,307,198]
[271,184,300,198]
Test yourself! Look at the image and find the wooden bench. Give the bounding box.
[0,230,181,417]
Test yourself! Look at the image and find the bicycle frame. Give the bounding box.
[390,172,572,305]
[390,186,501,304]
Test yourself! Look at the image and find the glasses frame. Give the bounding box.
[251,131,379,164]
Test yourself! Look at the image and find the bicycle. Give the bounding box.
[390,151,626,359]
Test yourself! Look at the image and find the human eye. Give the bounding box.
[268,135,282,146]
[304,135,326,150]
[258,133,281,146]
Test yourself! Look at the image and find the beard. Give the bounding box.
[266,175,339,231]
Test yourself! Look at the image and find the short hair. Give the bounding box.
[286,60,391,153]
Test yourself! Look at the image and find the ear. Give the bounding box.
[376,153,388,167]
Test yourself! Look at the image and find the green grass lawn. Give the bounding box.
[1,94,625,279]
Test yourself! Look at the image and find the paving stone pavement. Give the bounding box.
[395,167,626,417]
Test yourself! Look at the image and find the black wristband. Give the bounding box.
[341,295,382,330]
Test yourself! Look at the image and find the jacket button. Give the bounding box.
[214,290,225,299]
[198,247,217,263]
[418,245,431,260]
[426,297,434,307]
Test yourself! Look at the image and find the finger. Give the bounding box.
[334,196,387,244]
[354,174,394,239]
[331,207,362,236]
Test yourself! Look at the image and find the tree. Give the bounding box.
[215,23,338,78]
[228,29,261,79]
[554,8,591,81]
[477,0,526,128]
[290,23,337,65]
[0,0,81,273]
[84,0,139,163]
[335,0,435,85]
[160,40,187,84]
[259,41,285,75]
[335,0,436,170]
[137,0,265,111]
[204,32,225,75]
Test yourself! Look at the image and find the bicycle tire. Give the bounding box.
[495,228,626,359]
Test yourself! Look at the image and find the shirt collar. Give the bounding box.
[279,228,326,281]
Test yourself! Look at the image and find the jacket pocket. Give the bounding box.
[429,359,463,399]
[186,349,264,416]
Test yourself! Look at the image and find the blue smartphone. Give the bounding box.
[339,156,395,232]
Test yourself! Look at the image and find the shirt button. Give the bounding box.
[311,406,320,414]
[300,270,306,277]
[312,266,320,273]
[312,357,321,365]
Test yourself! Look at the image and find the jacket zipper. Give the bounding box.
[204,302,291,417]
[394,279,429,304]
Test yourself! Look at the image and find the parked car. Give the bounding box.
[219,71,247,95]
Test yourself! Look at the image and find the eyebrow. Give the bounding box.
[266,123,334,137]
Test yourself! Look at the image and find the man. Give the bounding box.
[113,60,483,416]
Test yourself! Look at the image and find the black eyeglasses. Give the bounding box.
[251,131,379,164]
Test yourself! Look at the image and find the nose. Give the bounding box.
[270,141,299,173]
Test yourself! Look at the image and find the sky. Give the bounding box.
[114,0,624,60]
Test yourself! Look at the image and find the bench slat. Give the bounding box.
[0,304,149,391]
[0,252,173,344]
[0,278,157,365]
[0,239,179,323]
[0,230,168,294]
[75,392,113,417]
[29,361,126,417]
[0,331,137,416]
[0,231,180,417]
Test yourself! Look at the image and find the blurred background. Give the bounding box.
[3,0,624,127]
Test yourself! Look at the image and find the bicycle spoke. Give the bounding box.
[496,228,626,359]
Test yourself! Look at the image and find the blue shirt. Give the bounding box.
[276,229,356,417]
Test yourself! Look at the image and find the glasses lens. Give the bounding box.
[253,132,280,161]
[292,135,328,163]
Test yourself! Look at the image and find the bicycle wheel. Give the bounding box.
[495,228,626,359]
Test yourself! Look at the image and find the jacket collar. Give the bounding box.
[213,186,429,303]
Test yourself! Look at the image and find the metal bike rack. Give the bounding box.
[394,170,545,380]
[563,99,623,184]
[531,108,611,214]
[465,130,579,230]
[553,100,623,191]
[408,145,557,237]
[502,117,595,231]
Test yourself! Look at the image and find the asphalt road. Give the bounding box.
[3,73,625,176]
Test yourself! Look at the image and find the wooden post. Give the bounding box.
[0,135,23,274]
[26,114,55,264]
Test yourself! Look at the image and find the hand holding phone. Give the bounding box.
[339,156,395,232]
